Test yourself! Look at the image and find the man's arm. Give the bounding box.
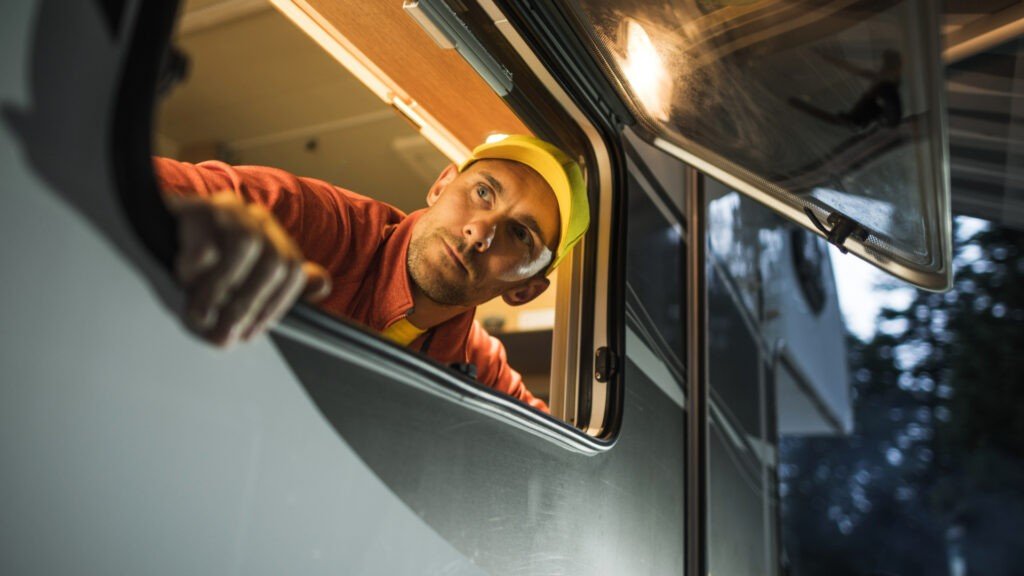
[155,158,400,274]
[465,321,549,413]
[155,158,364,346]
[165,191,331,346]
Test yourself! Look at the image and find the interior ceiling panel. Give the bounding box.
[157,0,451,212]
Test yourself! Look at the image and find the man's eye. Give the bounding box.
[476,185,490,200]
[513,225,531,246]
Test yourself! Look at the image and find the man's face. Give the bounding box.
[408,159,560,308]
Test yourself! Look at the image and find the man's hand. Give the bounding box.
[166,192,332,347]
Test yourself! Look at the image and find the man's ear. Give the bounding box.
[501,276,550,306]
[426,163,459,207]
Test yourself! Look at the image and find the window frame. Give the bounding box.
[547,0,955,292]
[115,0,627,447]
[475,0,625,435]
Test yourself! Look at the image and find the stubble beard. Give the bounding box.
[407,230,473,306]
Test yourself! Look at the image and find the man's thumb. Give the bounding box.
[301,262,332,302]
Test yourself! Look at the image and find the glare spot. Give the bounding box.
[828,505,841,520]
[879,317,909,335]
[915,407,932,423]
[974,295,992,312]
[621,19,672,121]
[955,216,989,241]
[957,244,982,264]
[886,448,904,466]
[971,260,995,274]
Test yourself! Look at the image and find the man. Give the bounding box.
[156,135,589,413]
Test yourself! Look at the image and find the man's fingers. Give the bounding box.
[301,262,332,302]
[174,208,219,285]
[167,193,321,347]
[177,242,219,285]
[242,261,307,341]
[241,261,331,341]
[186,233,262,328]
[207,252,291,345]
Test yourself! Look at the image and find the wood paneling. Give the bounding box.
[303,0,531,149]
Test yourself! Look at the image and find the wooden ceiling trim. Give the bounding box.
[298,0,531,150]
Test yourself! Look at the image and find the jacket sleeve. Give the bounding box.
[152,157,400,278]
[465,321,550,413]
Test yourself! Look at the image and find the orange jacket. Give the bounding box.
[154,158,548,412]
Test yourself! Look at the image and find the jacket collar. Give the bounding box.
[370,209,421,332]
[369,208,476,364]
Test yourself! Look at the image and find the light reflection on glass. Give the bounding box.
[620,19,672,121]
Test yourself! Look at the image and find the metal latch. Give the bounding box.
[803,207,869,254]
[595,347,618,383]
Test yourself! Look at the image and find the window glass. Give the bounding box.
[705,181,775,576]
[625,160,686,382]
[779,34,1024,572]
[779,217,1024,574]
[564,0,952,289]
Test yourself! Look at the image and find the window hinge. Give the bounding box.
[595,347,618,383]
[803,207,869,254]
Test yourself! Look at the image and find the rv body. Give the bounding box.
[2,0,951,574]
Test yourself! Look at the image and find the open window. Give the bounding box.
[549,0,954,291]
[155,0,619,436]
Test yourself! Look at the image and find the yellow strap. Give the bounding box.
[380,317,426,347]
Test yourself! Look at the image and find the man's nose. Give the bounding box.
[463,218,497,252]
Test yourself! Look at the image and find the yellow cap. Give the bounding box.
[458,135,589,274]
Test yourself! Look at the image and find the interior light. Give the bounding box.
[621,19,672,122]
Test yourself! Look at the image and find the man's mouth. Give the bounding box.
[442,240,469,276]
